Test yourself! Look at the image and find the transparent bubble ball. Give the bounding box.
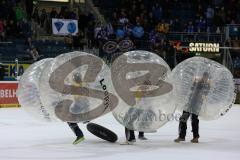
[17,58,55,122]
[111,50,175,132]
[169,57,236,120]
[39,51,118,123]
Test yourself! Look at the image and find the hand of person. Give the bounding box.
[202,95,207,100]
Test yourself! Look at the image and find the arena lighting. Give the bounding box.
[39,0,69,2]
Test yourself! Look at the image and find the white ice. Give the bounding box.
[0,105,240,160]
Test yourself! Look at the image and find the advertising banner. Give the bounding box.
[171,41,221,58]
[1,63,30,81]
[52,18,78,36]
[0,81,19,108]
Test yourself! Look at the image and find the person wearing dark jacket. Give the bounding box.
[174,72,211,143]
[124,85,150,143]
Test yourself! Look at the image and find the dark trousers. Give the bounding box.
[125,128,144,141]
[67,122,84,137]
[179,111,199,139]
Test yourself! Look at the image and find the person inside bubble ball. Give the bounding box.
[67,73,90,145]
[174,71,211,143]
[124,82,152,143]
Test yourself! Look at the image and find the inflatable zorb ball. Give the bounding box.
[111,50,175,132]
[17,58,56,122]
[39,51,118,123]
[170,57,235,120]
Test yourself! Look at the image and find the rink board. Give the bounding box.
[0,81,19,108]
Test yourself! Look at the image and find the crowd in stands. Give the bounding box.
[92,0,240,66]
[94,0,240,41]
[96,0,240,34]
[0,0,240,65]
[0,0,96,61]
[0,0,32,41]
[32,6,95,35]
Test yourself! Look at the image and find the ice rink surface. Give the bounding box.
[0,105,240,160]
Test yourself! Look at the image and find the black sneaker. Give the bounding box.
[138,135,147,140]
[191,137,199,143]
[174,137,185,143]
[128,138,136,142]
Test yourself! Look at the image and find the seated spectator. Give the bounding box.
[123,23,133,38]
[25,0,33,20]
[206,5,214,26]
[105,22,115,37]
[216,7,226,26]
[119,15,129,25]
[32,6,40,24]
[68,10,77,20]
[73,31,85,50]
[94,23,101,39]
[0,19,5,41]
[196,16,206,32]
[25,37,34,50]
[63,7,71,19]
[30,47,42,61]
[96,26,108,42]
[156,21,163,33]
[15,4,26,22]
[156,20,169,33]
[196,4,204,20]
[186,21,195,33]
[58,6,67,19]
[152,39,167,59]
[40,9,47,28]
[116,26,125,40]
[0,1,8,20]
[216,27,221,33]
[50,7,58,19]
[16,21,24,38]
[146,12,156,31]
[20,19,31,37]
[6,20,17,38]
[111,12,119,28]
[132,23,144,39]
[171,18,182,32]
[152,3,162,22]
[87,11,95,23]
